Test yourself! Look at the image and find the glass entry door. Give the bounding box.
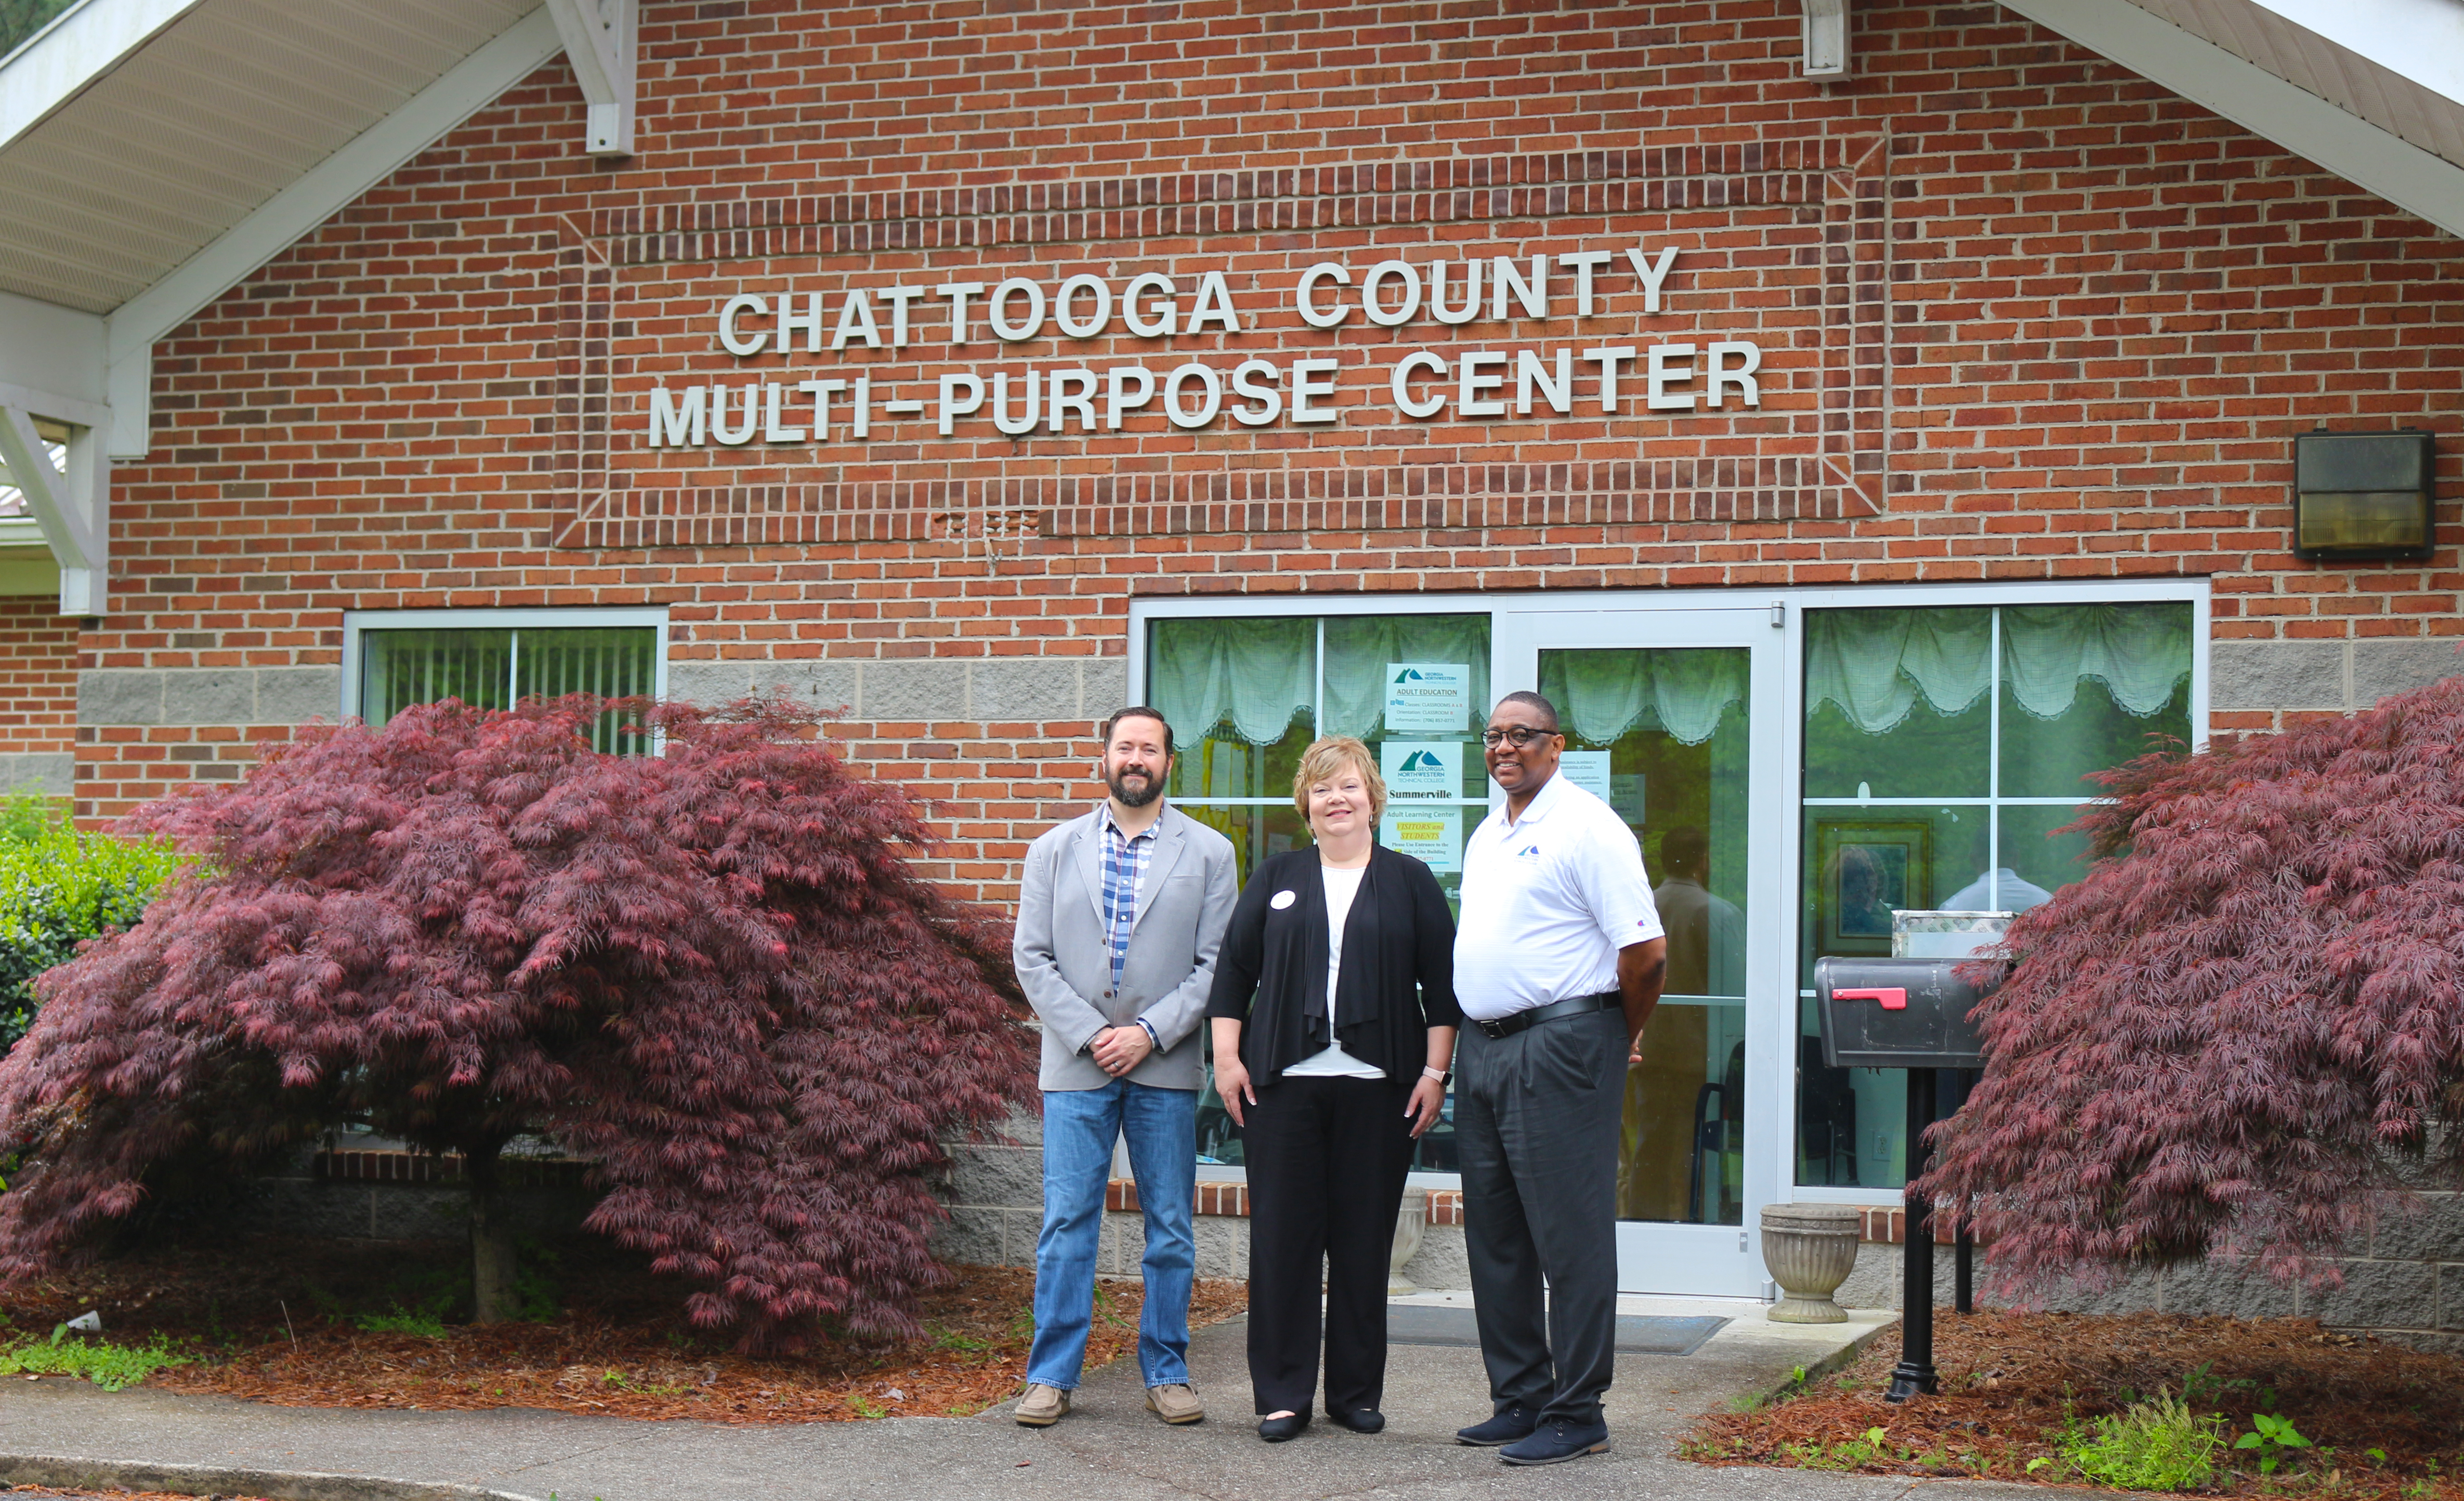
[1497,606,1782,1297]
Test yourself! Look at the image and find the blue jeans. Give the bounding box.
[1026,1079,1198,1390]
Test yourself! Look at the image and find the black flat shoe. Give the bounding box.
[1327,1408,1386,1434]
[1258,1412,1311,1442]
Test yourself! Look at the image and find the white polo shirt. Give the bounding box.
[1455,770,1664,1023]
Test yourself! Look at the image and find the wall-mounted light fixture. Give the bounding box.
[2294,428,2436,563]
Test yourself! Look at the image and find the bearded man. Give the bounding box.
[1009,706,1237,1428]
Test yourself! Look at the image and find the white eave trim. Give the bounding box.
[0,0,205,148]
[2003,0,2464,239]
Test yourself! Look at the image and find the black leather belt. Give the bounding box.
[1473,991,1619,1040]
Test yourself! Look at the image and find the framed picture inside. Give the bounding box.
[1813,819,1932,950]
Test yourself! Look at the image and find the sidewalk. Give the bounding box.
[0,1300,2037,1501]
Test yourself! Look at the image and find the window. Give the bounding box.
[1795,601,2195,1190]
[1147,611,1491,1172]
[343,609,668,755]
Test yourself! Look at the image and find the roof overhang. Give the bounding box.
[2000,0,2464,239]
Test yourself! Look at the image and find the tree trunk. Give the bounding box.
[467,1143,518,1326]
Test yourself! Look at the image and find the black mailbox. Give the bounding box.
[1814,957,1993,1070]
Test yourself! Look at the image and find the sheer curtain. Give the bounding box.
[1538,651,1746,746]
[1149,618,1314,745]
[1805,603,2189,735]
[1148,616,1492,744]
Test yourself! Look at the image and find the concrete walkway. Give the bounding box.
[0,1300,2043,1501]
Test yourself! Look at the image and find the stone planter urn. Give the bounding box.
[1388,1187,1429,1295]
[1760,1203,1861,1323]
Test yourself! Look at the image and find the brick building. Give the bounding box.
[3,0,2462,1318]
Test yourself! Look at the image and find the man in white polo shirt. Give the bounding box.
[1450,690,1666,1466]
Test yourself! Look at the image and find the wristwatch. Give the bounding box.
[1421,1066,1452,1085]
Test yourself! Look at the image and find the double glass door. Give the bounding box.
[1498,606,1782,1298]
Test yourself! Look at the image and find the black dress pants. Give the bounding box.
[1456,1007,1628,1424]
[1241,1073,1418,1415]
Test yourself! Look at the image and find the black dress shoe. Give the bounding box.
[1327,1408,1385,1434]
[1499,1415,1612,1466]
[1454,1403,1538,1446]
[1258,1412,1311,1442]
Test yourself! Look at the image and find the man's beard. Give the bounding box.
[1108,764,1164,808]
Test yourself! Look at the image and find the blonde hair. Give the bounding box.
[1291,736,1387,823]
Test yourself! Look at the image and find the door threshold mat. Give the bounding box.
[1385,1304,1730,1356]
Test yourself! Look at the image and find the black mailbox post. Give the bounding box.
[1814,956,1994,1403]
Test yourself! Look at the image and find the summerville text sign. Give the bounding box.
[642,246,1764,447]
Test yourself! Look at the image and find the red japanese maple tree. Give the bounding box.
[0,696,1034,1350]
[1925,676,2464,1295]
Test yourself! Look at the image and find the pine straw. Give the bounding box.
[4,1488,275,1501]
[1688,1309,2464,1497]
[0,1235,1245,1423]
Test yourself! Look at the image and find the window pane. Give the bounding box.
[1802,607,1992,800]
[361,629,513,725]
[1997,803,2098,908]
[515,627,659,754]
[1150,617,1314,750]
[1997,606,2193,797]
[360,625,659,755]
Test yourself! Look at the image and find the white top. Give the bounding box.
[1454,771,1664,1023]
[1284,861,1383,1079]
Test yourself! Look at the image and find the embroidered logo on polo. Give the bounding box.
[1270,890,1298,909]
[1515,844,1542,859]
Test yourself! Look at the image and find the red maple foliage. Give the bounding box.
[0,696,1035,1351]
[1925,679,2464,1296]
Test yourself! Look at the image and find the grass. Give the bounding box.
[2060,1390,2226,1492]
[0,1331,193,1392]
[351,1305,448,1338]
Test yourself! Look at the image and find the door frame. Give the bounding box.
[1127,578,2210,1291]
[1493,600,1786,1296]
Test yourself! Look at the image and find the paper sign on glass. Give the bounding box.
[1381,807,1462,873]
[1379,739,1461,801]
[1383,663,1471,733]
[1558,750,1612,804]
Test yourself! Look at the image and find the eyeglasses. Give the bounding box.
[1480,725,1560,749]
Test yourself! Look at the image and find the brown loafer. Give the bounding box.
[1015,1382,1071,1426]
[1146,1382,1205,1424]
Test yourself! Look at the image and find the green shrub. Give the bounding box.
[2062,1391,2225,1491]
[0,1329,192,1391]
[0,794,183,1051]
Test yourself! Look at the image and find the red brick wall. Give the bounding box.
[0,596,75,758]
[80,0,2464,874]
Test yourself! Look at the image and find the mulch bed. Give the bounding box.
[0,1235,1245,1423]
[1688,1308,2464,1497]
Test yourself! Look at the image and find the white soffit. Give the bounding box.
[0,0,542,315]
[2003,0,2464,237]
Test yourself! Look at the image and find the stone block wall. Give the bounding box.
[1836,1195,2464,1351]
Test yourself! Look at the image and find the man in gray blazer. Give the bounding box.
[1011,706,1238,1429]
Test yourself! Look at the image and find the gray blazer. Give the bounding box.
[1013,803,1238,1092]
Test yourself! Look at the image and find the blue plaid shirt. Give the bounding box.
[1097,802,1159,1000]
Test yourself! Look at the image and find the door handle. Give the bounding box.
[1834,987,1907,1011]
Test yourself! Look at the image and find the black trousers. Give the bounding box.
[1241,1073,1418,1415]
[1456,1006,1628,1425]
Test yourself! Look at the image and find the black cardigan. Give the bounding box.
[1206,843,1463,1084]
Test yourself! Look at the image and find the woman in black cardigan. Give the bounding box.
[1207,735,1461,1443]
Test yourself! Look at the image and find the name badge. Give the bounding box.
[1270,890,1298,909]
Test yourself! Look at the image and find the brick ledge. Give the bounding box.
[1103,1183,1965,1245]
[1108,1178,1462,1225]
